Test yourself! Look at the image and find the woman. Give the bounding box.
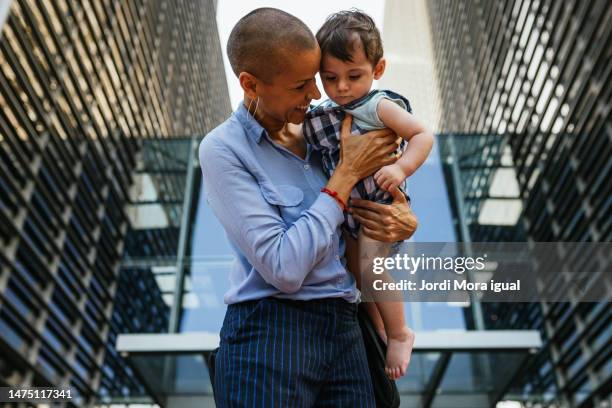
[199,7,417,407]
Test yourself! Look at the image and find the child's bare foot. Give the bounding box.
[384,327,415,380]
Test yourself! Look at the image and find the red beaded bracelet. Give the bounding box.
[321,187,347,211]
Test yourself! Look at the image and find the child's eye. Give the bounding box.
[295,83,306,90]
[324,76,336,82]
[349,75,361,81]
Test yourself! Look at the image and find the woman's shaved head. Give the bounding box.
[227,8,318,82]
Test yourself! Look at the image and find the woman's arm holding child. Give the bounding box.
[374,99,435,191]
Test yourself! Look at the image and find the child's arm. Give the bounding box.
[374,99,434,191]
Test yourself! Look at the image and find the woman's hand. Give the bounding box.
[350,187,418,242]
[337,114,401,182]
[326,115,401,205]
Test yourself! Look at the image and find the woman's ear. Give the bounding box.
[373,58,386,80]
[239,72,258,99]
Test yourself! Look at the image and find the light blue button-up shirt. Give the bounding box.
[199,103,359,304]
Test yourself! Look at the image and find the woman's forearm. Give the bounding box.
[325,165,359,206]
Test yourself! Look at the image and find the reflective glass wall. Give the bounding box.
[0,0,230,405]
[429,0,611,405]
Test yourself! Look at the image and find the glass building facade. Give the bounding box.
[428,0,610,406]
[0,0,229,405]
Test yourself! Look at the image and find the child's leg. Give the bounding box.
[357,231,415,380]
[343,231,361,286]
[343,231,387,340]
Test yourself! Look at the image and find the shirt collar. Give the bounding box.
[234,102,265,143]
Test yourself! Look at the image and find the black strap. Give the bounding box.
[357,303,401,408]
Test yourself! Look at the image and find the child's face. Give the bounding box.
[320,42,385,105]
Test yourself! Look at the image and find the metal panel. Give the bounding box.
[116,330,542,354]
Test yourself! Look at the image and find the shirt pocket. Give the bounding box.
[259,182,305,225]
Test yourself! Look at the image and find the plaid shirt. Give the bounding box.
[303,90,412,238]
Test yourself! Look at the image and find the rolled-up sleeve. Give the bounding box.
[200,137,344,294]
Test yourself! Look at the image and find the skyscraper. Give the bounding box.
[0,0,229,405]
[428,0,610,406]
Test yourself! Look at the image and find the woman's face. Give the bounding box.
[255,47,322,126]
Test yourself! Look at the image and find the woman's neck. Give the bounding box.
[244,97,284,134]
[244,98,298,140]
[273,123,307,159]
[243,98,305,157]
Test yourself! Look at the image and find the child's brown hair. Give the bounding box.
[316,9,384,67]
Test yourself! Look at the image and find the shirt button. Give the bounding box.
[335,255,340,261]
[303,164,310,170]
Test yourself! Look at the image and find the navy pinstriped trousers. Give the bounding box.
[213,297,376,407]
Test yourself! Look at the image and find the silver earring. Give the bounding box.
[246,97,259,122]
[247,97,254,118]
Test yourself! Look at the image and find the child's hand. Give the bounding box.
[374,164,408,191]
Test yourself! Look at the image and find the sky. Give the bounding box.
[215,0,386,107]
